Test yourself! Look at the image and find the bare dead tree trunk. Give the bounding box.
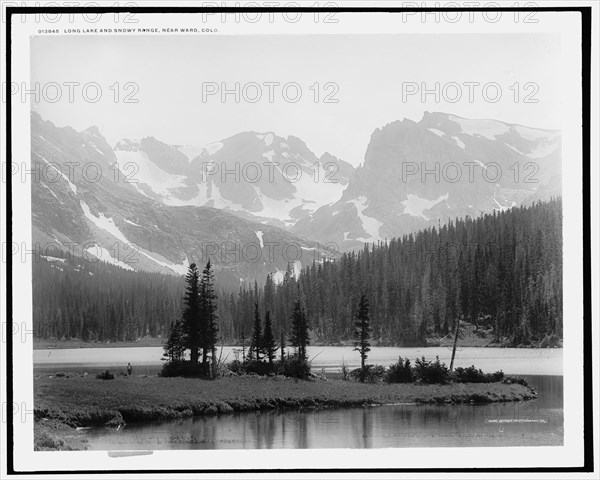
[449,317,460,372]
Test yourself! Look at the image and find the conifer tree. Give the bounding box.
[163,319,185,362]
[289,296,309,361]
[182,263,201,365]
[250,302,262,361]
[280,329,286,362]
[353,293,371,382]
[199,261,219,376]
[261,310,277,364]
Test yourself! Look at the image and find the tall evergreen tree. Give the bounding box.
[182,263,201,365]
[280,329,286,361]
[199,261,219,375]
[353,293,372,382]
[163,319,185,362]
[261,310,277,364]
[289,296,309,361]
[249,302,262,361]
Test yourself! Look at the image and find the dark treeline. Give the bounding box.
[33,257,183,341]
[240,198,563,346]
[33,198,562,346]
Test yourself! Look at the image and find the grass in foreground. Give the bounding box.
[34,373,537,450]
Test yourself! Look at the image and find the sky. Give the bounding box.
[31,34,561,166]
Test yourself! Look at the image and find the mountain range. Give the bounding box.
[30,111,560,282]
[31,112,332,286]
[294,112,560,250]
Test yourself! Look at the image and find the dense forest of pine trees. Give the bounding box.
[32,258,181,341]
[33,198,562,347]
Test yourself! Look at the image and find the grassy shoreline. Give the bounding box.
[34,373,537,451]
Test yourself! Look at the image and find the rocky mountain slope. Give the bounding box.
[31,110,561,276]
[292,112,561,250]
[31,113,333,285]
[113,131,354,230]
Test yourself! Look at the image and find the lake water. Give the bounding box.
[33,346,563,450]
[33,345,563,376]
[83,375,563,450]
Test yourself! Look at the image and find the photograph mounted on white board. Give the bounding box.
[3,3,594,476]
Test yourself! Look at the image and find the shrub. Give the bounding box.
[350,364,386,383]
[366,365,386,383]
[502,376,530,387]
[160,360,211,378]
[227,359,243,374]
[339,360,350,381]
[385,357,413,383]
[242,360,277,376]
[413,356,450,384]
[453,365,504,383]
[281,357,311,379]
[95,370,115,380]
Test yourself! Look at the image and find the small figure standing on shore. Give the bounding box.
[127,363,133,376]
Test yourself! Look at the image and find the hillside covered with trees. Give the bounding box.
[33,198,562,347]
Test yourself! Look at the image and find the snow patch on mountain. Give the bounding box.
[42,255,66,263]
[85,244,134,271]
[43,182,63,203]
[270,261,302,283]
[514,125,559,142]
[292,260,302,279]
[80,204,189,274]
[347,196,383,242]
[402,193,449,220]
[475,160,489,171]
[36,153,78,195]
[452,136,466,149]
[493,197,509,211]
[252,186,295,220]
[428,128,445,137]
[292,165,346,213]
[450,115,510,140]
[187,182,243,211]
[505,139,558,159]
[167,256,190,275]
[114,149,188,200]
[257,133,274,146]
[132,243,189,275]
[506,144,527,156]
[80,201,129,243]
[256,230,264,248]
[263,150,275,162]
[492,188,517,212]
[124,219,141,227]
[89,143,104,156]
[272,268,285,284]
